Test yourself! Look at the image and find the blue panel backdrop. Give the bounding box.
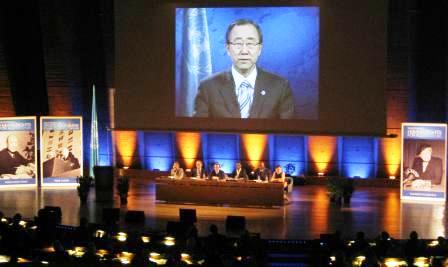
[271,135,306,176]
[341,137,377,178]
[175,7,319,120]
[143,132,174,171]
[205,133,238,173]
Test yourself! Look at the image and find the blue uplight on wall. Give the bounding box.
[143,132,174,171]
[205,133,238,173]
[270,135,306,176]
[341,137,377,178]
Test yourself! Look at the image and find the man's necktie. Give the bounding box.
[237,80,253,118]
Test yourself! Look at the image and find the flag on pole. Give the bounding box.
[89,85,99,178]
[179,8,212,116]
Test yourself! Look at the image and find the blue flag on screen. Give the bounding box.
[179,8,212,116]
[90,85,99,178]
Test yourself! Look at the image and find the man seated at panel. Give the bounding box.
[170,161,184,179]
[208,162,227,180]
[191,160,207,179]
[231,161,248,180]
[254,161,271,181]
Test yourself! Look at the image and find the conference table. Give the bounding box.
[155,177,284,206]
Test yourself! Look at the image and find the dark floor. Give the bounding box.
[0,178,446,240]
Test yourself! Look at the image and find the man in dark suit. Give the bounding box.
[410,143,443,185]
[191,160,207,178]
[231,161,248,180]
[194,19,294,119]
[208,162,226,180]
[0,134,29,176]
[254,161,271,181]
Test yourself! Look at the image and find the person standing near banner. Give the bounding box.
[0,134,33,177]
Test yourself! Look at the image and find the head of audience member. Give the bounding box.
[274,165,282,174]
[209,224,218,235]
[225,19,263,77]
[416,143,432,162]
[213,163,221,173]
[380,231,391,241]
[195,160,203,169]
[12,213,22,225]
[172,161,180,170]
[259,161,266,169]
[6,134,19,153]
[409,231,418,240]
[355,231,366,241]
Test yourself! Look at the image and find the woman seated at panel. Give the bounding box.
[271,165,290,201]
[170,161,184,179]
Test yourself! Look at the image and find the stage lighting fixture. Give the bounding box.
[116,232,127,242]
[383,258,408,267]
[116,251,134,265]
[317,172,325,176]
[428,240,439,247]
[141,236,151,243]
[352,256,366,267]
[413,257,429,267]
[163,236,175,246]
[0,255,10,263]
[389,175,396,180]
[95,229,106,238]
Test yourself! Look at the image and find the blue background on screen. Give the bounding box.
[175,7,319,120]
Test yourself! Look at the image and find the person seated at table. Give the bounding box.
[191,159,207,179]
[170,161,184,179]
[231,161,248,180]
[271,165,289,201]
[254,161,271,181]
[208,162,226,180]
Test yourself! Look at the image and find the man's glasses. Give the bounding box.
[228,41,260,50]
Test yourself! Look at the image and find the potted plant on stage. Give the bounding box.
[77,176,93,205]
[326,177,355,205]
[116,175,130,205]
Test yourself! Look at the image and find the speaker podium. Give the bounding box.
[94,166,114,202]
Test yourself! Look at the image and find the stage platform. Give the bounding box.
[0,177,445,240]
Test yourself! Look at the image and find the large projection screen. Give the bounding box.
[115,0,387,135]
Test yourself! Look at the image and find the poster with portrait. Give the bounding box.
[0,117,37,187]
[401,123,447,202]
[40,116,83,187]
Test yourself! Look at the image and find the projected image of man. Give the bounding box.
[194,19,294,119]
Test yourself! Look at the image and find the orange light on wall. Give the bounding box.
[241,134,268,166]
[381,129,401,177]
[176,132,201,169]
[308,136,337,174]
[115,130,137,167]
